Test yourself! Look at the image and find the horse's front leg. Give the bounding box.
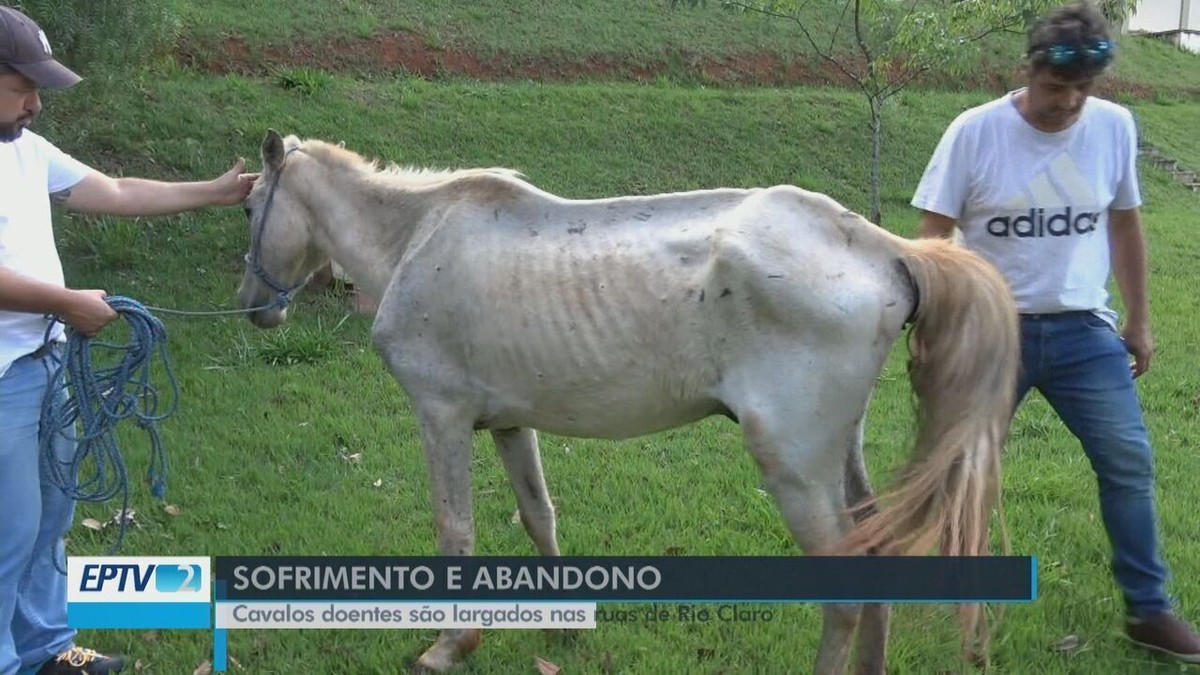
[412,402,482,673]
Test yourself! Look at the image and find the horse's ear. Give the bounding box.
[262,129,286,172]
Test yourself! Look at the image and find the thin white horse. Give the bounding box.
[236,129,1019,674]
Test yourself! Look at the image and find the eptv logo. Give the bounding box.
[79,561,203,593]
[68,556,211,629]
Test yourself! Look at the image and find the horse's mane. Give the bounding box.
[297,139,528,195]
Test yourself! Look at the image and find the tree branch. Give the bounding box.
[724,1,869,91]
[960,13,1027,43]
[852,0,874,65]
[880,0,925,53]
[827,0,855,57]
[880,61,930,100]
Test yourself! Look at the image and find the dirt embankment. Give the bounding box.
[177,30,1168,99]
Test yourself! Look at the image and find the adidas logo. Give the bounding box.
[984,151,1101,239]
[987,207,1099,238]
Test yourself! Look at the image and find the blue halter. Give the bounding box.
[246,147,309,309]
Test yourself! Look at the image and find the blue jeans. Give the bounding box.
[1017,311,1171,618]
[0,347,77,675]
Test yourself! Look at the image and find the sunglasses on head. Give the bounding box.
[1031,38,1115,67]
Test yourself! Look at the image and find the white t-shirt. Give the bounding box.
[911,89,1141,324]
[0,130,92,378]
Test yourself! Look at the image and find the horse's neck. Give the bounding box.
[305,171,420,301]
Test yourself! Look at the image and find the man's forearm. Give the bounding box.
[61,176,225,217]
[0,266,74,315]
[1109,212,1150,325]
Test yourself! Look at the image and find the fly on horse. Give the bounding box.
[237,129,1019,674]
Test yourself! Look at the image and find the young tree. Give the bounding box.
[685,0,1134,225]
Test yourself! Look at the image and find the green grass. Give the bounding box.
[1111,36,1200,97]
[167,0,848,59]
[159,0,1200,97]
[24,0,1200,669]
[31,64,1200,673]
[1136,98,1200,170]
[41,72,998,225]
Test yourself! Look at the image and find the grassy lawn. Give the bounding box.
[166,0,872,59]
[35,68,1200,673]
[162,0,1200,96]
[1136,98,1200,170]
[21,1,1200,672]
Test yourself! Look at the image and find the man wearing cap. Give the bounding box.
[912,1,1200,664]
[0,6,257,674]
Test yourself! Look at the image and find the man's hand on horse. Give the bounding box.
[211,157,260,206]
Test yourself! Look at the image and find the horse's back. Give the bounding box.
[375,180,913,437]
[703,185,910,334]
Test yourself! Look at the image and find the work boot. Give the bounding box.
[1126,612,1200,663]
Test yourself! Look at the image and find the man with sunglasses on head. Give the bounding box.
[0,6,257,674]
[911,0,1200,663]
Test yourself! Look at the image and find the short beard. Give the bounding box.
[0,122,24,142]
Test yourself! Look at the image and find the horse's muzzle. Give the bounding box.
[247,306,287,329]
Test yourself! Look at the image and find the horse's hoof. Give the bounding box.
[413,651,455,673]
[413,629,484,673]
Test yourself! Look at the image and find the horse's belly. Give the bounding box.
[483,382,723,439]
[468,332,721,437]
[464,301,724,438]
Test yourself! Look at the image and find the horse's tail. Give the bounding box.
[837,236,1019,660]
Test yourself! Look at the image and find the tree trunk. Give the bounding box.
[869,95,883,225]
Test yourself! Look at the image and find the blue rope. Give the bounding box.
[39,295,180,558]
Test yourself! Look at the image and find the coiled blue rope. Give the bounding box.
[39,295,179,557]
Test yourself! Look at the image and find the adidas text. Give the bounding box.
[986,207,1099,238]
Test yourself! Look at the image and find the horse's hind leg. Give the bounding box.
[491,427,560,556]
[738,405,862,675]
[411,402,483,673]
[844,411,889,675]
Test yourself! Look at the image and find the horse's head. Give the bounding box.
[237,129,327,328]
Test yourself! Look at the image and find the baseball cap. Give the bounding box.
[0,6,81,89]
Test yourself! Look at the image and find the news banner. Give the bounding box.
[67,555,1036,671]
